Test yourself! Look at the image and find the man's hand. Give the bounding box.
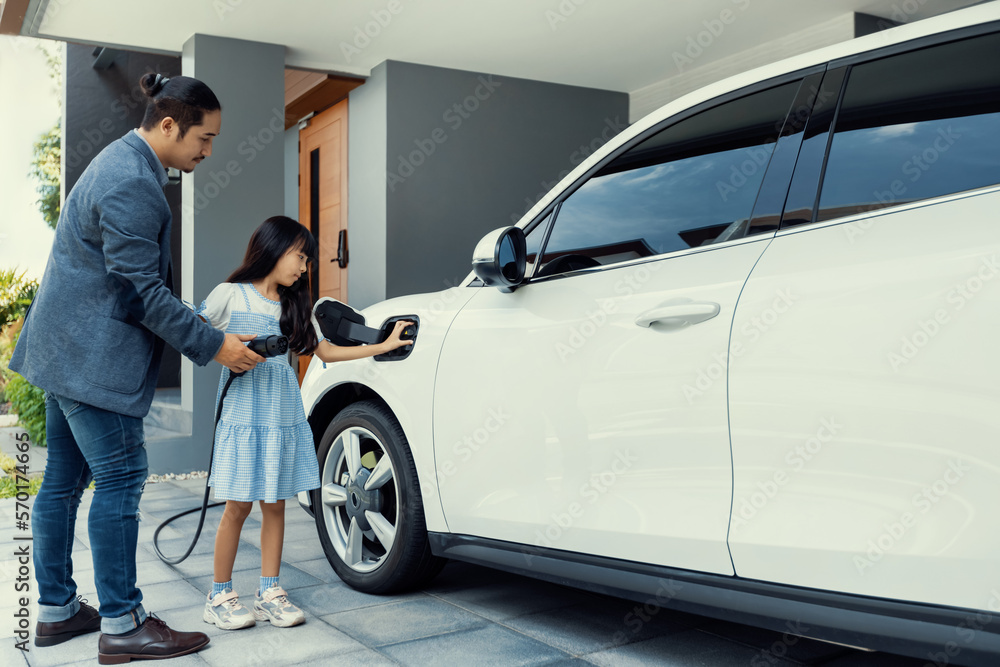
[214,333,265,373]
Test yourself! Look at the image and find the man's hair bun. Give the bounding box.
[138,73,220,138]
[140,72,170,98]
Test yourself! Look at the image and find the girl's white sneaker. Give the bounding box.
[251,587,305,628]
[203,589,256,630]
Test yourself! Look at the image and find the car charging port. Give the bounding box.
[374,315,419,362]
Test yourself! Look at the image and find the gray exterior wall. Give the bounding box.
[347,62,388,310]
[64,44,183,387]
[383,61,629,299]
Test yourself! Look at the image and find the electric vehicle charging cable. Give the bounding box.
[152,335,288,565]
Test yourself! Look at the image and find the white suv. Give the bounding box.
[299,5,1000,664]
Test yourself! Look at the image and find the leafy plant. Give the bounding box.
[0,268,38,331]
[5,373,46,448]
[0,474,43,499]
[30,41,63,230]
[30,123,61,230]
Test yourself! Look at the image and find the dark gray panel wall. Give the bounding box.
[384,61,629,298]
[64,44,182,387]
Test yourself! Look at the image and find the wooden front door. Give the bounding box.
[298,100,348,381]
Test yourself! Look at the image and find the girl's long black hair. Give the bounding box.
[227,216,319,355]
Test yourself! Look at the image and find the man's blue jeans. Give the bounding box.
[33,393,148,634]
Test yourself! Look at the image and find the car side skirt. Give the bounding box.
[429,533,1000,666]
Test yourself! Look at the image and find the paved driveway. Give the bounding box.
[1,476,928,666]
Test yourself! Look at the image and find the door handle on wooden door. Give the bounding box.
[335,229,349,268]
[635,302,720,329]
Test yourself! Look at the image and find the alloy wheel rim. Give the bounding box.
[320,426,399,573]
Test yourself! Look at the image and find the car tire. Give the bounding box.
[313,400,445,594]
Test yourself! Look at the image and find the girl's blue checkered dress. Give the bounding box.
[196,282,320,503]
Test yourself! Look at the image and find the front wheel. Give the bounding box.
[313,401,444,594]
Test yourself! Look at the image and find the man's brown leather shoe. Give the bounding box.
[35,600,102,647]
[97,616,209,665]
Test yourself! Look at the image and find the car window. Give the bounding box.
[816,31,1000,222]
[534,80,800,278]
[523,211,552,278]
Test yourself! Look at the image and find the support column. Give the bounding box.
[148,33,285,474]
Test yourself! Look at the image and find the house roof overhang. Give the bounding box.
[5,0,989,94]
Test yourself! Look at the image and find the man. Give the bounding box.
[10,73,263,664]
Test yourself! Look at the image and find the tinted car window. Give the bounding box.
[535,81,799,277]
[817,32,1000,222]
[523,211,551,277]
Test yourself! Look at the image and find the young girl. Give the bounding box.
[196,216,412,630]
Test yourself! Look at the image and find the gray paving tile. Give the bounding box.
[276,537,324,563]
[502,600,685,656]
[1,639,28,667]
[295,582,422,616]
[426,577,593,621]
[583,630,798,667]
[198,616,363,667]
[21,631,100,667]
[298,647,399,666]
[0,603,33,641]
[380,623,572,666]
[292,558,341,584]
[137,558,191,586]
[283,520,320,542]
[137,521,184,542]
[321,596,488,647]
[141,579,208,612]
[141,534,217,559]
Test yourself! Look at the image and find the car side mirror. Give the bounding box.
[471,226,526,292]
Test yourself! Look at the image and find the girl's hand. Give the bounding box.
[314,321,415,363]
[382,320,415,352]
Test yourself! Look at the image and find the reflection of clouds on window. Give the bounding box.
[869,123,919,141]
[545,144,769,260]
[618,163,678,187]
[534,80,799,276]
[820,113,1000,217]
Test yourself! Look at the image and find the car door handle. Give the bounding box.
[635,302,720,329]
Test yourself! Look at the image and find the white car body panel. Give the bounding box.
[728,186,1000,610]
[433,238,772,574]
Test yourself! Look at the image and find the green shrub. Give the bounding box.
[0,474,43,498]
[6,373,46,447]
